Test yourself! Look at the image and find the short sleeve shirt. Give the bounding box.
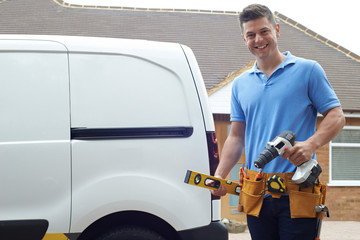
[231,52,341,173]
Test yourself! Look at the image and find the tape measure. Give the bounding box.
[184,170,240,195]
[267,175,286,193]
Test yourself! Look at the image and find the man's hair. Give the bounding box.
[239,4,276,33]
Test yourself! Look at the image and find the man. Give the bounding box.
[212,4,345,240]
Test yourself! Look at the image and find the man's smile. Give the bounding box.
[255,44,268,49]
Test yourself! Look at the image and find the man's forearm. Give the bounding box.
[215,136,244,179]
[307,106,345,150]
[283,106,345,166]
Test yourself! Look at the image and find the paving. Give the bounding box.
[228,221,360,240]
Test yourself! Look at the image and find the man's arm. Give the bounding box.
[283,106,345,166]
[212,121,246,196]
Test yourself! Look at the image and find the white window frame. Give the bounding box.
[328,126,360,186]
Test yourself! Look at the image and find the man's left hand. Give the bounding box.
[281,141,316,166]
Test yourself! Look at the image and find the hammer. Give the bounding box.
[315,205,330,240]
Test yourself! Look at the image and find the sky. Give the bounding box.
[65,0,360,55]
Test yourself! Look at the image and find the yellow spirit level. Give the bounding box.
[184,170,240,195]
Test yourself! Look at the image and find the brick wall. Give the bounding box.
[215,115,360,221]
[326,187,360,220]
[317,117,360,221]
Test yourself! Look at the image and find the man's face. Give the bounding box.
[242,17,280,60]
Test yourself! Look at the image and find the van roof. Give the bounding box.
[0,34,182,54]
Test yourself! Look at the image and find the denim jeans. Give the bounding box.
[247,195,317,240]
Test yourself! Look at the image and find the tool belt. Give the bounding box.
[239,169,327,219]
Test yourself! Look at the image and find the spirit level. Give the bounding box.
[184,170,240,195]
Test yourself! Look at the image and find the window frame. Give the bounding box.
[328,126,360,186]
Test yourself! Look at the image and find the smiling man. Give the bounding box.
[241,14,285,77]
[212,4,345,240]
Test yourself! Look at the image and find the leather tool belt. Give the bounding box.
[239,169,327,218]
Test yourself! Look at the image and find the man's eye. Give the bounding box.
[247,34,255,39]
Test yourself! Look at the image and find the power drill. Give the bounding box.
[254,131,322,188]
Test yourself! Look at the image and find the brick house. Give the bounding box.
[1,0,359,221]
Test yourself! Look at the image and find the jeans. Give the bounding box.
[247,195,317,240]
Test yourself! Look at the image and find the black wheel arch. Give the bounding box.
[77,211,180,240]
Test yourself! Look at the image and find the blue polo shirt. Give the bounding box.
[231,52,340,173]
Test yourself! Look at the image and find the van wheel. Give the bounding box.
[98,225,166,240]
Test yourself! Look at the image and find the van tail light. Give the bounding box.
[206,131,220,200]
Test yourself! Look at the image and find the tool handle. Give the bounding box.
[254,172,262,181]
[241,164,250,179]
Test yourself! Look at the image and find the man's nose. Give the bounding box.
[255,34,264,43]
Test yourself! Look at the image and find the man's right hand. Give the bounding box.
[210,179,228,196]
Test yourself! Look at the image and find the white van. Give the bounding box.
[0,35,227,240]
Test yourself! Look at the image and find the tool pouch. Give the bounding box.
[287,181,325,218]
[238,169,327,219]
[239,178,265,217]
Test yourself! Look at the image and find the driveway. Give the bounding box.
[229,221,360,240]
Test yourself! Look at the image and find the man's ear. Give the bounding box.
[275,23,280,38]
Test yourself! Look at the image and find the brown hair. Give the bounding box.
[239,4,276,33]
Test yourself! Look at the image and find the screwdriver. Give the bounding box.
[255,169,263,181]
[243,164,250,180]
[239,166,244,186]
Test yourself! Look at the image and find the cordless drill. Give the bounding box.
[254,131,322,188]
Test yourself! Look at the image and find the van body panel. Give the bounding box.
[0,40,71,233]
[68,40,212,231]
[0,39,67,52]
[180,45,215,132]
[70,168,211,231]
[71,135,211,231]
[69,52,192,128]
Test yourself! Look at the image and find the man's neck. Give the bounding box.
[256,51,286,77]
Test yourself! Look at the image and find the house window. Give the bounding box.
[329,126,360,186]
[229,163,241,207]
[227,124,244,209]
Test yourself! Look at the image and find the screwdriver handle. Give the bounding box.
[255,172,262,181]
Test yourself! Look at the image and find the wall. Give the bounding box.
[323,117,360,221]
[214,114,360,222]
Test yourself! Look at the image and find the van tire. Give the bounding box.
[97,225,166,240]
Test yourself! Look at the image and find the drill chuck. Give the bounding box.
[254,131,296,169]
[254,145,279,168]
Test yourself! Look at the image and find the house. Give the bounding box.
[1,0,359,221]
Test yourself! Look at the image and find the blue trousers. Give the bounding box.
[247,195,317,240]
